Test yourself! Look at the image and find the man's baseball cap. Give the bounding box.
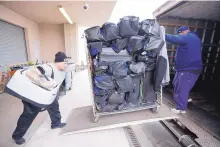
[55,52,74,65]
[55,52,68,62]
[177,26,190,34]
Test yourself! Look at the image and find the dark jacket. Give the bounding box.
[166,32,203,72]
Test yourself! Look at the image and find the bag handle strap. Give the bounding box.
[40,65,55,112]
[46,64,54,79]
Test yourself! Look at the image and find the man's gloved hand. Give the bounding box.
[65,64,86,72]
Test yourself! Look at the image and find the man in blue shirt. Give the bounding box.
[166,26,203,114]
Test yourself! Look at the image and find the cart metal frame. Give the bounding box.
[92,88,163,123]
[84,38,163,123]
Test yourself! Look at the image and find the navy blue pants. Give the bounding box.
[173,72,199,110]
[12,98,61,140]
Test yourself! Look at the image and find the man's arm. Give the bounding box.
[165,34,188,45]
[65,63,85,72]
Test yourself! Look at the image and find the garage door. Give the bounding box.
[0,20,28,66]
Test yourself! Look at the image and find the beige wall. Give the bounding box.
[39,24,65,62]
[78,26,88,65]
[0,4,78,64]
[64,23,79,63]
[0,4,40,62]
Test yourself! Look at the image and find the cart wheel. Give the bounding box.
[93,116,99,123]
[152,107,160,114]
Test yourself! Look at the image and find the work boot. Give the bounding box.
[170,108,186,114]
[14,138,26,145]
[188,98,193,103]
[51,123,66,129]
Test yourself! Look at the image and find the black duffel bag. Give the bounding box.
[101,22,121,42]
[115,75,133,93]
[133,53,157,71]
[127,36,149,54]
[111,38,128,53]
[88,42,103,57]
[144,36,164,57]
[108,92,125,105]
[129,62,146,74]
[139,19,160,36]
[93,85,113,96]
[93,60,108,75]
[95,95,108,108]
[108,61,128,78]
[142,71,157,104]
[84,26,104,42]
[94,74,115,90]
[101,104,118,112]
[118,16,140,37]
[126,74,141,105]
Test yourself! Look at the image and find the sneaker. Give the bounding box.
[188,98,193,103]
[170,108,186,114]
[14,138,26,145]
[51,123,66,129]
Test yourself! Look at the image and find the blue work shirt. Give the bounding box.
[166,32,203,72]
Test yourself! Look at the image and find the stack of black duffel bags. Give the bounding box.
[85,16,165,112]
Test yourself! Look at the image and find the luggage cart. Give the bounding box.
[92,88,163,123]
[84,40,163,123]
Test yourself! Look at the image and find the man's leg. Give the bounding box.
[187,72,200,92]
[173,72,184,110]
[12,101,40,144]
[173,72,199,111]
[47,98,66,129]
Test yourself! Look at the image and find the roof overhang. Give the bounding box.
[0,1,117,26]
[153,1,220,21]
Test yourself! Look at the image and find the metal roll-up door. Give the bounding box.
[0,20,28,66]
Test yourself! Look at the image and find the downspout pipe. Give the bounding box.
[161,120,200,147]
